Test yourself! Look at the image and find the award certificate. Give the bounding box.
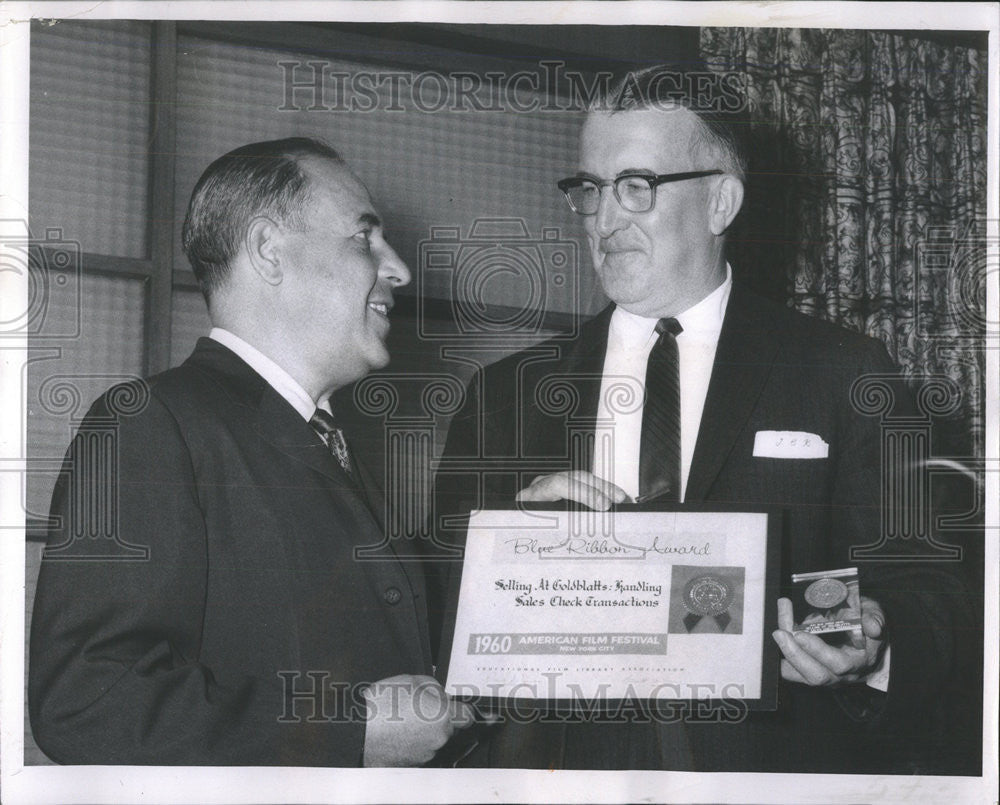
[444,507,778,707]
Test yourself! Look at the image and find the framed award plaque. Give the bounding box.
[440,503,781,711]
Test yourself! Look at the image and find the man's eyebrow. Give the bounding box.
[573,168,655,179]
[358,212,381,229]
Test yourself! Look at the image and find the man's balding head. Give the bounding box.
[592,65,748,185]
[182,137,344,302]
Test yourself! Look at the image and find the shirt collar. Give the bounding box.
[609,263,733,347]
[209,328,326,421]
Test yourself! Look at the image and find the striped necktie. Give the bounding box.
[309,407,352,474]
[638,317,682,502]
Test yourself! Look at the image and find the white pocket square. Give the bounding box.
[753,430,829,459]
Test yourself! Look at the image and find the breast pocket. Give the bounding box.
[749,455,832,504]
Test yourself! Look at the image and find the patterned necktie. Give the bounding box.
[638,317,683,502]
[309,407,352,474]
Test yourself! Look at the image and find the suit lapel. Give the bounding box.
[186,338,361,487]
[563,306,613,422]
[685,286,780,501]
[184,339,430,665]
[531,306,613,470]
[254,387,354,485]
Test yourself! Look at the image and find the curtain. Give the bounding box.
[700,28,987,459]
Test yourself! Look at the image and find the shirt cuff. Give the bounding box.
[865,643,890,692]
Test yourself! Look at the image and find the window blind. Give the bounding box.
[26,274,146,517]
[30,20,153,259]
[173,35,605,318]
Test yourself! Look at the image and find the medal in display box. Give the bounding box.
[790,567,864,649]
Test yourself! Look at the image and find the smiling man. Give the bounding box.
[436,70,960,772]
[30,138,473,766]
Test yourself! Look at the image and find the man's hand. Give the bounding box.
[772,596,887,686]
[515,471,628,511]
[362,674,475,767]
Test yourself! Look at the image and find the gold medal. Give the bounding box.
[804,577,848,610]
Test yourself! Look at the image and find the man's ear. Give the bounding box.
[708,175,745,236]
[245,216,283,286]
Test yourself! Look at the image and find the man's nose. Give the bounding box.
[592,185,628,239]
[378,243,411,288]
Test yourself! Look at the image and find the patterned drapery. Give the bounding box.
[700,28,988,459]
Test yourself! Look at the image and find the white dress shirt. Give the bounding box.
[209,328,332,419]
[592,266,731,502]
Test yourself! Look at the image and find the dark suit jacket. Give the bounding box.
[434,285,963,773]
[29,339,433,766]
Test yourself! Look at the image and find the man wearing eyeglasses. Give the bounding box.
[435,67,959,772]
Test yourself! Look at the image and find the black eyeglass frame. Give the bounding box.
[557,170,724,214]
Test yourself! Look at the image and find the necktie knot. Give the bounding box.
[309,407,339,437]
[309,408,352,474]
[655,317,683,339]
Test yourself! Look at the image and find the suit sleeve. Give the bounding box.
[28,388,367,766]
[829,339,969,733]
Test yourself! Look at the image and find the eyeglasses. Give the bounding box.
[557,170,724,215]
